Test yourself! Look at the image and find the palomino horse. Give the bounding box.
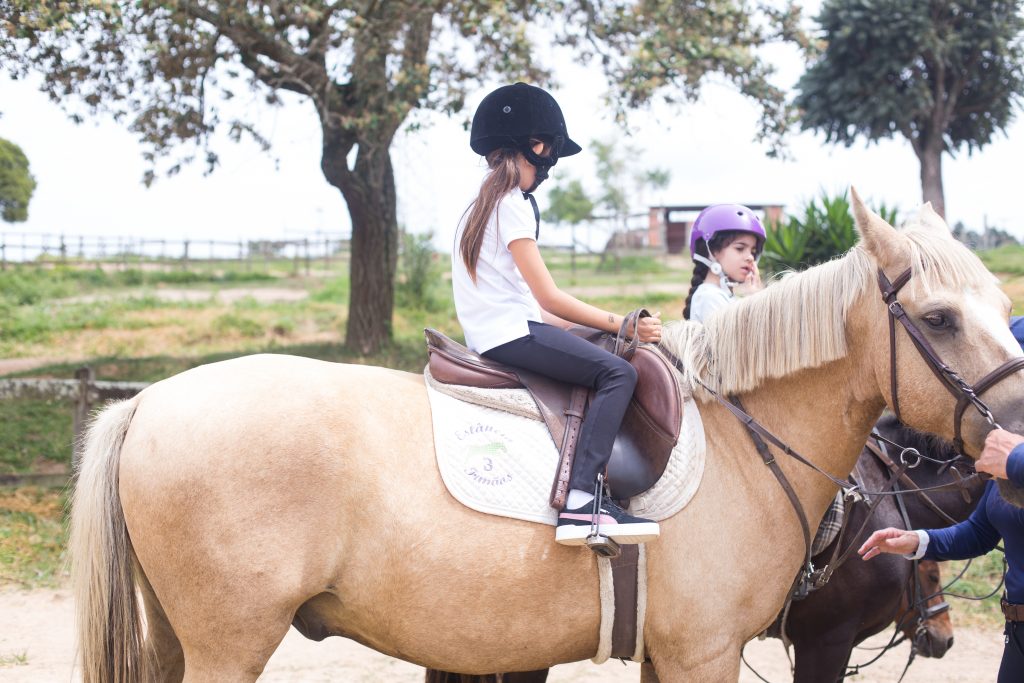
[69,193,1024,682]
[778,415,986,682]
[425,417,985,683]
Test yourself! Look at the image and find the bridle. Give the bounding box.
[659,264,1024,601]
[878,267,1024,454]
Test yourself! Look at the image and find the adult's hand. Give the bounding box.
[976,429,1024,479]
[858,527,920,560]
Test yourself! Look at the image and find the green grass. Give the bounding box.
[0,487,68,589]
[0,650,28,667]
[0,399,74,475]
[979,244,1024,276]
[941,550,1007,627]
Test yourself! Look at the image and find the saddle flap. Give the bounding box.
[607,347,683,499]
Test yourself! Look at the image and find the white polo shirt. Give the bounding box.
[690,282,735,323]
[452,189,543,353]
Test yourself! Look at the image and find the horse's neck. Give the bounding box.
[704,354,885,521]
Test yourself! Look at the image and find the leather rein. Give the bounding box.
[659,266,1024,597]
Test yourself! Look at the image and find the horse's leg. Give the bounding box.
[648,645,742,683]
[138,570,185,683]
[791,635,854,683]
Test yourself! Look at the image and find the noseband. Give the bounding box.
[878,268,1024,454]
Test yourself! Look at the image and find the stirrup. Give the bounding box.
[586,475,621,559]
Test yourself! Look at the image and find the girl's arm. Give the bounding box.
[508,238,661,342]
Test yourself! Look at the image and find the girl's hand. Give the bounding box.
[634,312,662,343]
[735,262,763,296]
[858,527,920,560]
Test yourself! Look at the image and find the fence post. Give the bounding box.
[60,234,67,264]
[304,238,310,276]
[183,240,190,271]
[1,237,5,271]
[72,366,96,471]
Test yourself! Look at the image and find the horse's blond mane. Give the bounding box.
[660,216,996,396]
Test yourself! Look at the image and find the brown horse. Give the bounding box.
[777,415,985,682]
[68,193,1024,682]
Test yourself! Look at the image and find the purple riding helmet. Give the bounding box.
[689,204,766,257]
[689,204,767,290]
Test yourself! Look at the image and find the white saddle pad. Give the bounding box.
[424,367,706,524]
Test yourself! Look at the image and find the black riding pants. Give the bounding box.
[482,321,637,495]
[1000,621,1024,682]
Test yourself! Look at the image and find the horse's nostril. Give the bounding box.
[947,636,954,649]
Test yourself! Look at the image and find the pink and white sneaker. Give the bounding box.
[555,499,660,545]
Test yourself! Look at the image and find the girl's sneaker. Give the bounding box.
[555,499,660,545]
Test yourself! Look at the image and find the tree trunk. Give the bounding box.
[917,142,946,219]
[322,132,399,354]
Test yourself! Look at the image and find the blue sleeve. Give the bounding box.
[924,482,1002,561]
[1010,316,1024,348]
[1010,446,1024,488]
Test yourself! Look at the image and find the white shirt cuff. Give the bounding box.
[903,530,930,560]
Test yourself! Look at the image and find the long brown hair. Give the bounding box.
[459,148,521,282]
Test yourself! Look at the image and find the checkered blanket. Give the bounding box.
[811,491,846,557]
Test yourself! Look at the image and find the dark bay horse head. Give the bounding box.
[896,559,953,659]
[874,413,987,525]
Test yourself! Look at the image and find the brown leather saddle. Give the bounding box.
[424,325,683,506]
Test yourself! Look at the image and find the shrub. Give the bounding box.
[396,230,445,312]
[762,190,898,274]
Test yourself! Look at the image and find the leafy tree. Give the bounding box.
[0,137,36,223]
[543,178,595,279]
[795,0,1024,218]
[590,138,670,261]
[4,1,798,352]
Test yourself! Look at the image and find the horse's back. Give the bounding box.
[117,354,434,587]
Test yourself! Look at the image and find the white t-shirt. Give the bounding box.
[452,189,543,353]
[689,282,735,323]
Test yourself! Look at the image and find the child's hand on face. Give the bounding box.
[635,312,662,343]
[735,262,763,296]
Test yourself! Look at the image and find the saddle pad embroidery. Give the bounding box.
[424,370,706,524]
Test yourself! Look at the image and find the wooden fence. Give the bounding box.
[0,368,148,485]
[0,231,350,274]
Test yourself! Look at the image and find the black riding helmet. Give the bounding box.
[470,83,582,191]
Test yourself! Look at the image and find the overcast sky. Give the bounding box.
[2,5,1023,250]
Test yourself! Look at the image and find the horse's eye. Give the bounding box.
[923,312,951,329]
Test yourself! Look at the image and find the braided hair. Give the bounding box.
[682,230,748,319]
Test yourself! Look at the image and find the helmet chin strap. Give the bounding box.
[693,252,736,292]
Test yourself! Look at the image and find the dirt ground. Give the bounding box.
[0,587,1003,682]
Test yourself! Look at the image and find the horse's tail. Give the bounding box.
[68,397,147,683]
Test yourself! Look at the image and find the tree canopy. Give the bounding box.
[794,0,1024,217]
[3,1,800,351]
[0,137,36,223]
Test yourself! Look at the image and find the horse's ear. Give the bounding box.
[851,186,909,267]
[916,202,952,236]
